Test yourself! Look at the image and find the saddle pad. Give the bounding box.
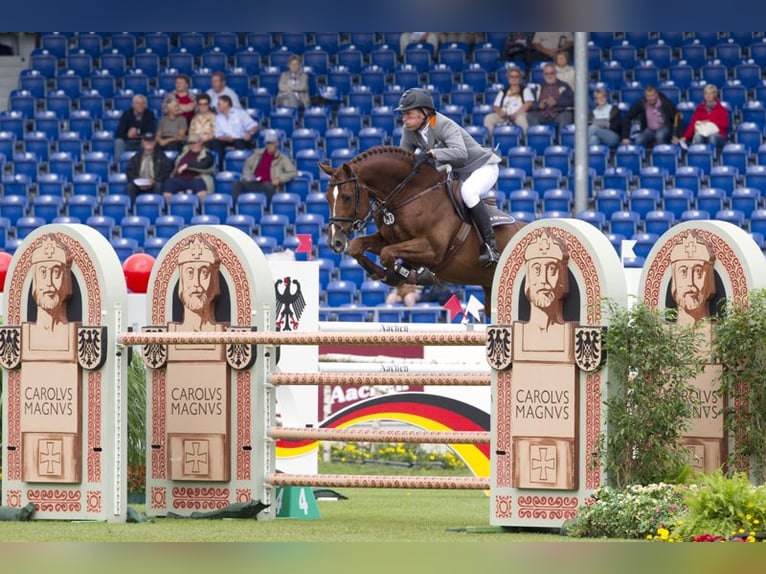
[487,204,517,227]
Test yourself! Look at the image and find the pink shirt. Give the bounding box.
[645,99,664,131]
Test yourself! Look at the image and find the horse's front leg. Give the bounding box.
[348,232,385,260]
[379,238,439,269]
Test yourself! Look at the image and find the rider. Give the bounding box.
[396,87,502,267]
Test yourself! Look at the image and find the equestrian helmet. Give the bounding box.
[395,88,435,112]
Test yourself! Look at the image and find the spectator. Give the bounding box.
[483,66,534,136]
[114,94,156,166]
[210,94,259,171]
[502,32,534,63]
[440,32,480,49]
[386,284,422,307]
[421,281,461,306]
[162,135,216,203]
[155,98,187,153]
[206,71,242,113]
[679,84,728,150]
[527,62,574,128]
[554,50,575,91]
[164,73,196,124]
[399,32,440,57]
[621,85,682,147]
[528,32,574,64]
[188,93,217,147]
[125,133,174,202]
[588,87,622,147]
[231,132,297,201]
[275,55,311,109]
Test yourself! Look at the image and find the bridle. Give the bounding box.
[328,161,443,237]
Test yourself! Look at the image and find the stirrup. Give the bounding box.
[478,243,500,267]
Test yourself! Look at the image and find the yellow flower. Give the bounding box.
[657,527,669,541]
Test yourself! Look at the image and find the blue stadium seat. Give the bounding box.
[134,193,164,224]
[645,42,672,69]
[202,193,234,222]
[370,105,396,135]
[663,187,694,219]
[190,214,220,225]
[685,144,714,176]
[461,63,489,93]
[259,213,289,245]
[629,188,661,218]
[34,110,59,140]
[66,194,99,222]
[69,109,94,140]
[154,214,184,239]
[633,61,660,87]
[715,208,746,227]
[78,89,105,119]
[100,194,131,221]
[249,236,275,256]
[507,146,535,175]
[167,49,194,76]
[304,192,329,219]
[599,60,626,91]
[82,151,111,181]
[16,216,45,239]
[270,192,301,223]
[631,232,660,259]
[576,209,607,231]
[595,188,626,219]
[139,236,165,258]
[295,149,325,180]
[37,173,67,197]
[221,214,253,236]
[1,174,29,199]
[526,124,555,156]
[168,192,199,223]
[532,167,563,193]
[48,152,75,181]
[603,166,632,192]
[212,171,239,197]
[644,209,675,235]
[696,188,726,215]
[338,256,366,286]
[543,145,572,176]
[90,130,115,155]
[110,236,138,262]
[680,41,707,69]
[327,65,352,96]
[749,208,766,236]
[269,106,297,137]
[609,210,640,237]
[370,45,397,74]
[588,144,609,176]
[358,279,388,307]
[730,187,761,218]
[357,126,386,151]
[72,173,101,197]
[508,189,539,214]
[491,124,522,156]
[736,122,764,154]
[745,165,766,194]
[236,192,267,223]
[23,131,49,162]
[674,166,702,194]
[294,212,325,244]
[742,101,766,131]
[86,214,115,239]
[720,144,748,174]
[542,188,572,212]
[734,62,762,89]
[13,151,39,181]
[32,195,63,223]
[651,144,680,175]
[700,62,727,88]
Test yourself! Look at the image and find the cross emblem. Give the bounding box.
[530,445,556,482]
[184,440,209,475]
[537,236,552,255]
[684,235,699,259]
[39,439,63,475]
[189,239,204,260]
[42,238,58,259]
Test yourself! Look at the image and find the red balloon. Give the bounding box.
[123,253,155,294]
[0,251,11,292]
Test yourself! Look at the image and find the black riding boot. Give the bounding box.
[469,202,500,267]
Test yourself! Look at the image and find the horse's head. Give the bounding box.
[320,161,372,254]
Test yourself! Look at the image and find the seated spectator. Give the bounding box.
[125,133,174,202]
[399,32,440,57]
[386,284,422,307]
[162,135,215,203]
[421,281,461,306]
[231,132,297,201]
[527,62,574,128]
[502,32,534,63]
[528,32,574,64]
[206,71,242,113]
[275,55,311,109]
[588,87,622,147]
[155,98,187,153]
[188,93,217,147]
[114,94,156,166]
[554,50,575,91]
[164,73,196,124]
[440,32,480,49]
[483,66,534,136]
[679,83,728,150]
[621,85,682,147]
[210,95,259,171]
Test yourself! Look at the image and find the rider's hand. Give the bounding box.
[413,150,431,169]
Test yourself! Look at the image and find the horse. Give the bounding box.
[320,145,527,315]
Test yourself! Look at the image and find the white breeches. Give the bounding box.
[460,162,499,208]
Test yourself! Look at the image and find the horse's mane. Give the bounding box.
[349,145,413,165]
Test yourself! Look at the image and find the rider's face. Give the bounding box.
[402,109,426,131]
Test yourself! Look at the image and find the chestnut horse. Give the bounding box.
[320,146,527,313]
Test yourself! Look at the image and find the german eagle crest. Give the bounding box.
[275,276,305,331]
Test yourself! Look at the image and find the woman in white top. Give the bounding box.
[588,87,622,147]
[483,66,534,135]
[554,50,575,91]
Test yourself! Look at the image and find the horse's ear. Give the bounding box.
[318,163,334,175]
